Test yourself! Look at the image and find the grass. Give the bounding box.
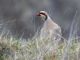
[0,34,80,60]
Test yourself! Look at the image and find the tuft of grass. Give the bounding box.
[0,35,80,60]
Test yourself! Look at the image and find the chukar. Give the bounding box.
[36,11,62,40]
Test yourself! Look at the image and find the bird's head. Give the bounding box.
[36,11,48,21]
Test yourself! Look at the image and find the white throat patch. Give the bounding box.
[40,14,47,21]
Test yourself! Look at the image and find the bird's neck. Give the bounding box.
[46,16,52,21]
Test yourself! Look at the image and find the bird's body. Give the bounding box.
[36,11,62,40]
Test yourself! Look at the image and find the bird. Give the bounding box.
[36,11,62,41]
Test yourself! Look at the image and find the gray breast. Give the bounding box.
[39,18,62,41]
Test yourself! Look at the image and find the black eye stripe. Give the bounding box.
[39,13,46,16]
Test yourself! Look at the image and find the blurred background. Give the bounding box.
[0,0,80,39]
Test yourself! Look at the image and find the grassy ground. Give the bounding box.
[0,35,80,60]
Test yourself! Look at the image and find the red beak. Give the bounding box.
[36,13,40,16]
